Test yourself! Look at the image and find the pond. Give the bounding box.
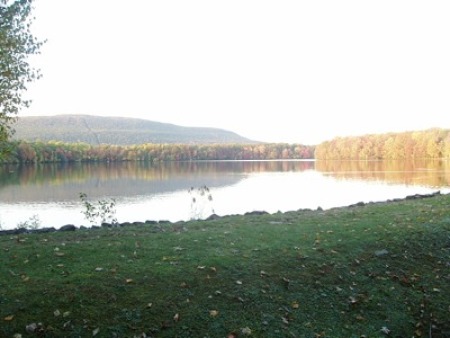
[0,159,449,230]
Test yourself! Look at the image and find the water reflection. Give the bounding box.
[315,159,450,188]
[0,161,315,202]
[0,160,449,230]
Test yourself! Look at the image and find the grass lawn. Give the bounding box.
[1,194,449,337]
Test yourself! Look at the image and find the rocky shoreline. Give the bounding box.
[0,191,443,236]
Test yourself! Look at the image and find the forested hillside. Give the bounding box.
[315,128,450,160]
[12,115,255,145]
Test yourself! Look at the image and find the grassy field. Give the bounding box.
[1,194,449,337]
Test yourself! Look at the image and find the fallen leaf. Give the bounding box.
[125,279,133,284]
[236,280,243,285]
[4,315,14,321]
[380,326,390,335]
[63,311,71,318]
[173,313,180,322]
[197,266,206,270]
[147,303,153,308]
[241,327,252,335]
[291,301,300,309]
[210,267,217,273]
[92,327,100,336]
[95,267,104,272]
[26,323,37,333]
[209,310,219,317]
[54,309,61,317]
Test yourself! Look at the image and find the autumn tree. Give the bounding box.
[0,0,43,155]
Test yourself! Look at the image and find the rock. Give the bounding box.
[244,211,269,216]
[59,224,76,232]
[34,227,56,234]
[206,214,221,220]
[349,201,365,207]
[405,191,441,200]
[12,228,28,235]
[0,229,25,236]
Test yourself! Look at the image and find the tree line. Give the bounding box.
[315,129,450,160]
[2,129,449,164]
[0,141,315,163]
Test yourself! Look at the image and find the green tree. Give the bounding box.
[0,0,43,154]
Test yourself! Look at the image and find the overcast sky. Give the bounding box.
[23,0,450,144]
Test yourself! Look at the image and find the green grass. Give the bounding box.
[1,195,450,337]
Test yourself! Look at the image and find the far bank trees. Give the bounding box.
[1,142,315,164]
[315,129,450,160]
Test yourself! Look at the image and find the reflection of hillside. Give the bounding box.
[315,160,450,188]
[0,161,315,202]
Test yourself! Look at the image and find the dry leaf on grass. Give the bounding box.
[209,310,219,317]
[241,327,252,335]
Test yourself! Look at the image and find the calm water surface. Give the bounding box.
[0,160,449,230]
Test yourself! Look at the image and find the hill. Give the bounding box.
[12,115,257,145]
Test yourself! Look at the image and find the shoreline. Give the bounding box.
[0,190,443,236]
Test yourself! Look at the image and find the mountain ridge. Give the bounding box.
[12,115,258,145]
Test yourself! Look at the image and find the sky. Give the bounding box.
[22,0,450,144]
